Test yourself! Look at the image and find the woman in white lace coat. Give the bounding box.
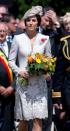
[9,8,51,131]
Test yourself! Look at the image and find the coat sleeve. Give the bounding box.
[45,36,52,57]
[9,36,21,75]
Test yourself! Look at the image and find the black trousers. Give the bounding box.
[0,94,15,131]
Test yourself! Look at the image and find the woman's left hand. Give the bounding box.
[19,70,29,78]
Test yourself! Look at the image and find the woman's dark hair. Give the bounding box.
[36,14,41,26]
[25,14,41,27]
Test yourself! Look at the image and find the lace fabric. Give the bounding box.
[15,75,48,120]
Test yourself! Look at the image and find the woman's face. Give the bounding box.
[26,16,38,32]
[64,21,70,32]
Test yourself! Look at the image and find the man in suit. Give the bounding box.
[40,7,61,131]
[0,21,15,131]
[52,13,70,130]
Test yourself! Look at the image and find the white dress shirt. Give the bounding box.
[0,41,8,57]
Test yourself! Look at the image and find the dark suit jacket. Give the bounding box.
[53,34,70,115]
[0,40,15,131]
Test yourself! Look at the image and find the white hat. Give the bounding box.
[23,6,43,20]
[32,6,43,16]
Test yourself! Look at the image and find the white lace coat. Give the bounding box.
[9,33,51,120]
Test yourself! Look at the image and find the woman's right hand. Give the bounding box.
[19,70,29,78]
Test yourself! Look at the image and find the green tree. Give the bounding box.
[12,0,70,18]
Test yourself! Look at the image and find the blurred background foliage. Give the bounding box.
[0,0,70,18]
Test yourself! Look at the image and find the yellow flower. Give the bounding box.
[36,58,41,63]
[50,57,57,63]
[49,62,52,66]
[42,58,48,62]
[54,57,57,61]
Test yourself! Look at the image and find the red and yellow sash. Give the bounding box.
[0,50,13,84]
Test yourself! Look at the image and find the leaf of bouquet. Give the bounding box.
[35,63,44,70]
[28,63,36,74]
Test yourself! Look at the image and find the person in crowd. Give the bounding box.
[6,15,26,45]
[17,18,26,33]
[38,6,61,131]
[0,21,15,131]
[52,12,70,131]
[6,14,24,46]
[6,15,17,42]
[9,7,51,131]
[40,7,61,57]
[0,4,9,21]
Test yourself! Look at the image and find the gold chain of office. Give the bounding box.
[60,35,70,60]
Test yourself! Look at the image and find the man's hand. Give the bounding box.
[0,86,5,94]
[53,103,63,110]
[46,10,60,28]
[59,111,66,120]
[1,86,14,97]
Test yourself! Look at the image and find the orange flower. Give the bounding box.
[28,56,34,63]
[35,53,42,59]
[44,65,48,70]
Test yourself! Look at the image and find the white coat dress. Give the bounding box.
[9,32,51,120]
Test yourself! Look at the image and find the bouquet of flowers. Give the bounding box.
[27,53,56,75]
[18,53,56,87]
